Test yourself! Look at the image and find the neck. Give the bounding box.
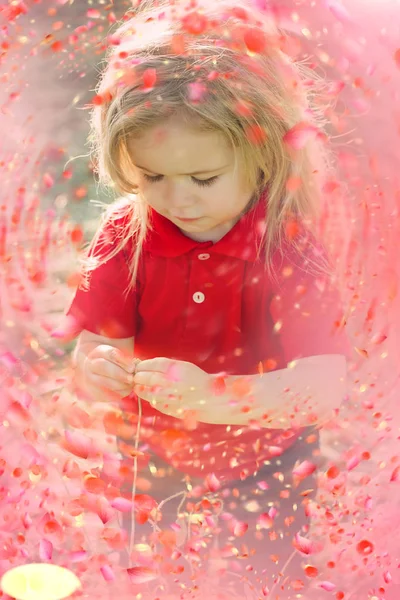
[181,193,261,243]
[180,217,241,243]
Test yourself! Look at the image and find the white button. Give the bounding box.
[193,291,205,304]
[198,253,210,260]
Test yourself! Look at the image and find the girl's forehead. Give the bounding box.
[138,118,202,145]
[149,126,170,144]
[130,120,231,155]
[128,123,234,175]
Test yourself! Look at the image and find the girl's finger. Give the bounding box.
[88,358,134,385]
[135,357,175,373]
[90,375,132,395]
[107,347,135,371]
[134,371,170,388]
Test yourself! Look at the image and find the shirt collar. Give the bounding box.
[142,195,267,262]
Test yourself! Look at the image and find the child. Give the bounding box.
[66,0,348,596]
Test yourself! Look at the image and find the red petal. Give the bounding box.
[258,513,274,529]
[390,466,400,482]
[292,460,317,480]
[243,28,266,53]
[293,533,314,555]
[127,566,157,584]
[283,122,318,150]
[142,68,157,90]
[205,473,221,493]
[64,430,92,459]
[233,520,248,537]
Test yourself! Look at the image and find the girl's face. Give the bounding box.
[128,116,255,242]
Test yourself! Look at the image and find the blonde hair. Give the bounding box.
[84,0,332,289]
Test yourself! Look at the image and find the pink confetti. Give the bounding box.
[39,539,53,560]
[257,480,269,490]
[383,571,392,584]
[87,9,101,19]
[188,82,207,103]
[110,497,133,513]
[69,550,88,563]
[100,565,115,582]
[318,580,336,592]
[346,455,361,471]
[326,81,346,96]
[326,0,352,23]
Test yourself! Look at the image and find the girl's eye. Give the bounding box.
[143,174,163,183]
[143,174,219,187]
[192,176,219,187]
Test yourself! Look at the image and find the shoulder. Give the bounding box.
[272,225,332,283]
[100,196,135,237]
[89,196,142,257]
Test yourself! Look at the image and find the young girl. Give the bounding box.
[66,0,348,597]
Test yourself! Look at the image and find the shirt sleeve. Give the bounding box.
[269,237,351,364]
[65,220,137,339]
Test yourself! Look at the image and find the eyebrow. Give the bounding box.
[135,164,229,176]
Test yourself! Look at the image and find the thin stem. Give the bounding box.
[128,396,142,565]
[267,549,298,598]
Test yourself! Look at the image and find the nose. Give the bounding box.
[166,180,194,215]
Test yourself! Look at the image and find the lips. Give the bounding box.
[174,216,200,222]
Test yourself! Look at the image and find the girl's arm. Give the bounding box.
[134,353,347,429]
[221,353,347,429]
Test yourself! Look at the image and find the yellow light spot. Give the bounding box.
[30,339,39,351]
[302,28,312,39]
[282,266,293,278]
[74,515,84,528]
[133,544,152,556]
[1,564,81,600]
[244,500,260,513]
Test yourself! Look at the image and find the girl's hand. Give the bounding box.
[133,358,217,421]
[83,344,136,398]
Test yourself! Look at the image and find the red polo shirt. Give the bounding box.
[67,197,347,481]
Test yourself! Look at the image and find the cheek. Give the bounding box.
[139,185,163,209]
